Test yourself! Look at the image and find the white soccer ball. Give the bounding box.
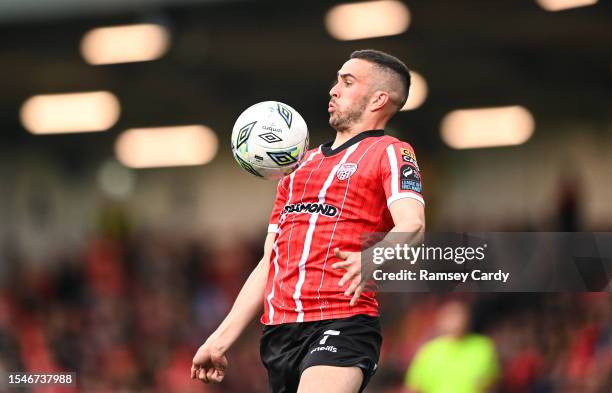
[231,101,309,180]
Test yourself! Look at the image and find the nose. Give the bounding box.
[329,82,339,99]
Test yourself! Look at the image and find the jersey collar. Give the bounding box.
[320,129,385,157]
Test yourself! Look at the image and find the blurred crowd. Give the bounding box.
[379,294,611,393]
[1,219,610,393]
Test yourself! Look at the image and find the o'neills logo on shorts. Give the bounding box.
[284,202,338,217]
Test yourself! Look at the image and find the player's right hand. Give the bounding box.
[191,341,228,384]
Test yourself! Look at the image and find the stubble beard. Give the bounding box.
[329,95,369,132]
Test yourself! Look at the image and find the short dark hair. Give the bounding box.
[350,49,411,109]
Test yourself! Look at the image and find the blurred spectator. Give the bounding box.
[403,301,499,393]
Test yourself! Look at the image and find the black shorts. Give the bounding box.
[260,314,382,393]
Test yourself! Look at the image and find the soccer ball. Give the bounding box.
[231,101,309,180]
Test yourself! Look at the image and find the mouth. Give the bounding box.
[328,102,335,113]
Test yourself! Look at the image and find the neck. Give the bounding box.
[331,117,387,149]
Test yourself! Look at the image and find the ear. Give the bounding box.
[369,91,390,112]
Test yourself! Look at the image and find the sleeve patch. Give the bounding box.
[400,148,419,169]
[400,164,422,193]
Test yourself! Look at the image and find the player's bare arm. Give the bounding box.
[332,198,425,305]
[191,231,276,383]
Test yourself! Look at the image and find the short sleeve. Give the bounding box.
[268,176,290,233]
[380,142,425,207]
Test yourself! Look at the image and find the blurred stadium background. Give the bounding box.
[0,0,610,392]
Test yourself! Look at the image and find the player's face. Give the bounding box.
[328,59,374,131]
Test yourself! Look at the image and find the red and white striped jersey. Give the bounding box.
[262,130,424,325]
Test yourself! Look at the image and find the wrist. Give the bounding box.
[207,330,232,354]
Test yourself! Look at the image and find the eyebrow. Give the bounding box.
[337,72,357,80]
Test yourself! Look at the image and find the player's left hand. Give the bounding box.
[332,248,365,306]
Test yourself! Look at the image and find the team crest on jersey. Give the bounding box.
[336,163,357,181]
